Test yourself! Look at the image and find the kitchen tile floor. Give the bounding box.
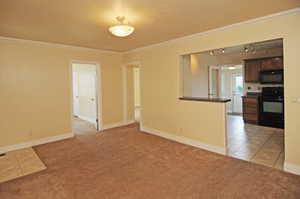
[0,148,46,183]
[73,117,97,135]
[227,115,284,170]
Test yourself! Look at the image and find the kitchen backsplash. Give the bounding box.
[244,83,283,94]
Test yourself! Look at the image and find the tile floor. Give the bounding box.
[0,147,46,183]
[73,117,97,135]
[227,115,284,169]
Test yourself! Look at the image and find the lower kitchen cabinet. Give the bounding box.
[242,96,260,124]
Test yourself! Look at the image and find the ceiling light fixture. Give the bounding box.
[109,16,135,37]
[221,48,225,53]
[209,51,214,56]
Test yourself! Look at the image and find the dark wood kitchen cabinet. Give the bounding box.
[260,59,273,71]
[244,56,283,83]
[242,96,260,124]
[261,57,283,71]
[244,59,261,83]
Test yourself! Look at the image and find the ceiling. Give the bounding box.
[0,0,299,52]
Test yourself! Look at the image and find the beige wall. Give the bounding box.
[124,45,227,151]
[183,54,217,97]
[124,12,300,167]
[0,39,123,148]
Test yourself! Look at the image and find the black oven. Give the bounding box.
[260,87,284,128]
[260,70,283,84]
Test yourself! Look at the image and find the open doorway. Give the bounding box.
[124,63,141,124]
[72,62,100,134]
[209,65,243,114]
[183,38,285,170]
[231,72,243,114]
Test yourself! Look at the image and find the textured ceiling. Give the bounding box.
[0,0,299,52]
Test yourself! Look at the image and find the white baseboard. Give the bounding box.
[102,120,136,130]
[140,125,226,155]
[0,133,74,154]
[284,162,300,176]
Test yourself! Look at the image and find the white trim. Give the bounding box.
[284,162,300,176]
[122,61,142,125]
[122,65,128,122]
[0,36,121,54]
[0,133,73,154]
[141,125,226,155]
[125,8,300,54]
[102,120,135,130]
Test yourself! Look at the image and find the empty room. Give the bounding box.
[1,1,300,198]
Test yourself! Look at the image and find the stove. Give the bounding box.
[260,87,284,128]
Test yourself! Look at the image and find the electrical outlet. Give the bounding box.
[28,130,33,137]
[179,127,183,134]
[292,98,300,103]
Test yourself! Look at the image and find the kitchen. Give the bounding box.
[181,38,285,169]
[243,56,284,129]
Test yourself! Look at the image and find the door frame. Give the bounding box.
[122,61,142,127]
[230,71,245,114]
[208,65,222,97]
[70,60,103,133]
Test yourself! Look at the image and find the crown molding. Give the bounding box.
[125,7,300,54]
[0,36,122,54]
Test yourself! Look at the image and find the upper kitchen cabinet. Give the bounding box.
[244,56,284,83]
[271,57,283,69]
[244,59,261,83]
[261,57,283,71]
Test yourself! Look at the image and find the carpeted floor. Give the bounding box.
[1,123,300,199]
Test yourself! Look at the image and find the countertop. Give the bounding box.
[179,97,231,103]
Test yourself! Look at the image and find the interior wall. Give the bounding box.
[183,54,218,97]
[124,12,300,168]
[0,39,123,148]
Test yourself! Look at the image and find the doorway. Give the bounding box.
[124,63,141,124]
[208,66,220,98]
[72,62,100,133]
[133,67,141,121]
[208,65,243,114]
[231,72,243,114]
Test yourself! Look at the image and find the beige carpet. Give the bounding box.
[0,124,300,199]
[0,147,46,183]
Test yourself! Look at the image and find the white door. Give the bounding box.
[72,72,80,116]
[78,70,97,124]
[72,64,99,130]
[232,73,243,114]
